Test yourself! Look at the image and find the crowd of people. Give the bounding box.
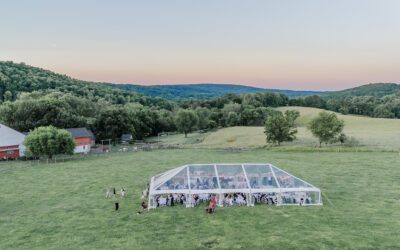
[190,177,218,189]
[252,193,278,205]
[156,172,307,191]
[223,193,247,206]
[219,177,248,189]
[249,175,276,188]
[155,194,186,207]
[105,187,127,211]
[106,187,126,199]
[105,182,313,214]
[281,193,313,205]
[104,179,308,216]
[158,179,188,190]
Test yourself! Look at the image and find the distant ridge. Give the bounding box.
[3,61,399,102]
[0,61,324,101]
[115,83,325,100]
[322,83,400,98]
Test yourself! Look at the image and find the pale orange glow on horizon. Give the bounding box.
[1,1,400,91]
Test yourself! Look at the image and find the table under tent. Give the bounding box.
[147,163,322,209]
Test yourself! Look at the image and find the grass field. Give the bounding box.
[278,107,400,149]
[1,149,400,249]
[155,107,400,149]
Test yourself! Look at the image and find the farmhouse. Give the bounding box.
[66,128,95,154]
[0,123,26,159]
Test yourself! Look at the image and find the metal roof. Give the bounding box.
[66,128,95,140]
[0,123,26,147]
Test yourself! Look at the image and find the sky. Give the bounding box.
[1,0,400,91]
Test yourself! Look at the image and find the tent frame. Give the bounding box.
[148,163,322,210]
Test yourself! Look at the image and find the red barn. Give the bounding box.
[0,124,26,160]
[66,128,95,154]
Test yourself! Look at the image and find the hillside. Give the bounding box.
[322,83,400,98]
[0,61,323,102]
[2,61,399,107]
[0,61,154,105]
[116,83,324,100]
[155,107,400,149]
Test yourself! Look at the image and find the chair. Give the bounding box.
[159,197,167,206]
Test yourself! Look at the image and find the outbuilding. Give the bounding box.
[121,133,133,144]
[0,123,26,159]
[66,128,95,154]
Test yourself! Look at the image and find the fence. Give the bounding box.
[0,142,185,166]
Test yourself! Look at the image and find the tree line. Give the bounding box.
[1,61,398,144]
[22,108,346,160]
[290,94,400,118]
[0,90,291,142]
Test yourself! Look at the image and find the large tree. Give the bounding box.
[93,106,136,142]
[226,112,239,126]
[264,111,298,146]
[0,92,97,131]
[195,107,211,130]
[175,109,198,137]
[284,110,300,126]
[24,126,75,159]
[308,111,344,147]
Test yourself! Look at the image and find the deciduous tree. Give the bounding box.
[308,111,344,147]
[175,109,198,138]
[24,126,75,159]
[264,111,298,146]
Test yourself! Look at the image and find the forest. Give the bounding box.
[115,83,323,100]
[1,61,399,142]
[292,91,400,118]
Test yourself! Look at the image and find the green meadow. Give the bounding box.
[2,107,400,249]
[1,149,400,249]
[155,107,400,149]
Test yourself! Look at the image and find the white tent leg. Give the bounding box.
[277,192,282,206]
[186,194,191,208]
[218,193,223,207]
[147,195,152,211]
[319,191,322,205]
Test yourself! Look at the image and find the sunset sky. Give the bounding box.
[1,0,400,90]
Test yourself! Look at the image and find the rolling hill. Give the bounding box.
[154,107,400,149]
[0,61,323,101]
[2,61,399,102]
[322,83,400,99]
[115,83,324,99]
[0,61,144,104]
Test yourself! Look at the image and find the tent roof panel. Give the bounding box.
[149,163,320,195]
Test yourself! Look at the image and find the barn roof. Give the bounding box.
[66,128,95,140]
[0,123,26,147]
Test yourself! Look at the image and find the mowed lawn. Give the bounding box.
[1,149,400,249]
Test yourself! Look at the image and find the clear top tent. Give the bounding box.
[148,163,322,209]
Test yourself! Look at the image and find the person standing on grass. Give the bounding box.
[141,201,148,210]
[115,201,119,211]
[206,195,216,214]
[106,188,111,198]
[212,195,216,208]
